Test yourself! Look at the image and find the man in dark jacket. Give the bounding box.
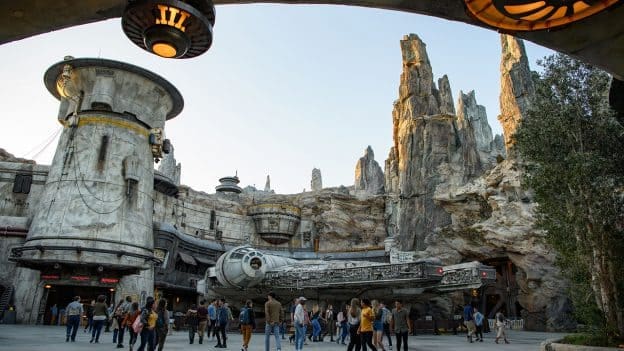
[215,299,229,348]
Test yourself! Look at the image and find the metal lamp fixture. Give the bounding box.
[122,0,216,58]
[464,0,622,31]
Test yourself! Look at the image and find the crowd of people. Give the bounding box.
[62,294,170,351]
[57,293,511,351]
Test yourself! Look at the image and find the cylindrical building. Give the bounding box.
[10,57,183,323]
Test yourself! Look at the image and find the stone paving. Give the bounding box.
[0,325,564,351]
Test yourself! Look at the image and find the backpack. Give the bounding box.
[239,307,251,325]
[156,311,165,329]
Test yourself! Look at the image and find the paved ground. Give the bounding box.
[0,325,564,351]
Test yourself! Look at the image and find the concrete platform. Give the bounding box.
[0,325,565,351]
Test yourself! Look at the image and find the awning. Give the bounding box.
[194,256,216,266]
[178,252,197,266]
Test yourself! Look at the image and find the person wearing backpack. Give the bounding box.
[240,299,256,351]
[155,299,169,351]
[137,297,157,351]
[186,304,199,344]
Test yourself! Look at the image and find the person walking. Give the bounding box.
[50,304,58,325]
[324,305,335,342]
[371,300,385,351]
[239,299,256,351]
[116,295,133,349]
[90,295,109,343]
[186,304,199,344]
[208,299,217,340]
[359,299,377,351]
[215,299,229,348]
[494,310,510,344]
[347,298,361,351]
[380,302,393,351]
[137,297,157,351]
[124,302,141,351]
[112,299,125,345]
[390,300,410,351]
[310,304,322,342]
[473,307,484,342]
[463,302,475,343]
[197,300,209,344]
[58,306,65,326]
[65,296,83,342]
[155,299,169,351]
[293,296,307,351]
[84,299,95,333]
[336,306,348,345]
[265,291,284,351]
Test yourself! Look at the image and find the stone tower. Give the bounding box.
[11,57,183,323]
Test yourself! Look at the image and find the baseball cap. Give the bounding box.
[298,296,306,301]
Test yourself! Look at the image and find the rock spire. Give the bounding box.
[354,146,384,195]
[498,34,535,155]
[311,168,322,192]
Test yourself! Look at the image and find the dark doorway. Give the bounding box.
[43,285,113,325]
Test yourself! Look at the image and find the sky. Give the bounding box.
[0,5,554,194]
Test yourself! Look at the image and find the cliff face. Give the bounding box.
[384,34,481,251]
[498,34,535,155]
[382,33,570,331]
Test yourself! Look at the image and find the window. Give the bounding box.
[12,174,32,194]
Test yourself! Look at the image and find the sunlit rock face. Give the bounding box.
[354,146,384,196]
[498,34,535,155]
[382,33,571,331]
[384,34,482,251]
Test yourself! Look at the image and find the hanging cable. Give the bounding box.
[22,127,63,160]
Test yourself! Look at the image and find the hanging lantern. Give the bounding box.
[122,0,215,58]
[464,0,622,31]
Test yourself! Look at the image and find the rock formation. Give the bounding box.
[354,146,384,195]
[384,34,481,251]
[498,34,535,155]
[0,148,36,164]
[264,175,271,192]
[381,33,570,331]
[311,168,322,192]
[457,90,495,165]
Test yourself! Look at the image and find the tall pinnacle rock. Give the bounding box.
[385,34,481,251]
[264,175,271,192]
[354,146,384,195]
[498,34,535,154]
[311,168,322,192]
[457,90,497,166]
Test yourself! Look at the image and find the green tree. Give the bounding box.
[516,53,624,340]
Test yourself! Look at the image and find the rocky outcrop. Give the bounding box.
[0,148,35,164]
[382,33,570,331]
[457,90,497,166]
[311,168,322,192]
[354,146,384,195]
[438,75,455,115]
[433,160,573,331]
[385,34,482,251]
[498,34,535,155]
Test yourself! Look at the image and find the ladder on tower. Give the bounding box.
[0,285,14,321]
